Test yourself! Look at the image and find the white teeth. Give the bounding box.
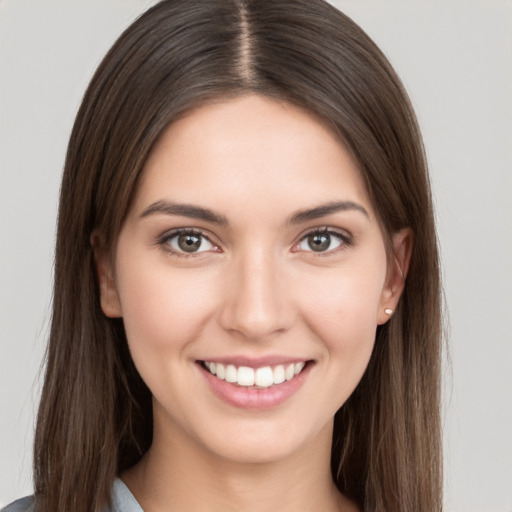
[273,365,285,384]
[203,360,307,387]
[294,362,305,375]
[237,366,255,386]
[225,364,237,383]
[216,363,226,380]
[255,366,274,388]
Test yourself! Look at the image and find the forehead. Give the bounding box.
[131,94,376,223]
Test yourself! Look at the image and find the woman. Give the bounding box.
[3,0,442,511]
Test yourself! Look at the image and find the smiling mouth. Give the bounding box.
[201,361,309,388]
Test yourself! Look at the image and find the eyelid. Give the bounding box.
[157,228,222,256]
[292,226,353,254]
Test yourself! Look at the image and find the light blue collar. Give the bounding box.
[111,478,143,512]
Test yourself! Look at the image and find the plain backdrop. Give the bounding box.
[1,1,511,510]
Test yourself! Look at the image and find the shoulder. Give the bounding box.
[1,479,139,512]
[1,496,35,512]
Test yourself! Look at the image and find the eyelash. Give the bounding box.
[293,227,352,255]
[157,228,220,257]
[157,227,352,257]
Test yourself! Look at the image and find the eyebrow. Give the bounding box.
[287,201,369,224]
[140,199,368,226]
[140,200,229,225]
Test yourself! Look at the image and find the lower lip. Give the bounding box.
[198,362,312,410]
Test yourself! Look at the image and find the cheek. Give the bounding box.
[115,256,219,356]
[296,257,386,373]
[114,257,224,411]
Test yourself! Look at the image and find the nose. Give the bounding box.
[219,247,294,341]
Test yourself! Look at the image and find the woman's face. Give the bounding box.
[98,94,405,464]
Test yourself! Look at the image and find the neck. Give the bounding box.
[122,415,357,512]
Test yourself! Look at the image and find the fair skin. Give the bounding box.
[95,94,410,512]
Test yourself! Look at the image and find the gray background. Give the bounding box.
[1,1,511,510]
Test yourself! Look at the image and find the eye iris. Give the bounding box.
[178,233,202,252]
[308,233,330,252]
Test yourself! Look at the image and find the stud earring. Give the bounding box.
[384,308,393,316]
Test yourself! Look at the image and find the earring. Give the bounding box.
[384,308,393,316]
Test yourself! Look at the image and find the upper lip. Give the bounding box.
[197,356,311,368]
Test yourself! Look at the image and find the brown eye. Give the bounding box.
[177,233,202,252]
[307,233,331,252]
[163,230,216,254]
[296,230,348,253]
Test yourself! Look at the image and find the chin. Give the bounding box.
[191,414,334,466]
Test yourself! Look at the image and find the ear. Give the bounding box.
[377,228,412,325]
[90,232,122,318]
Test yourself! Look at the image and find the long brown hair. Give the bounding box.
[34,1,442,511]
